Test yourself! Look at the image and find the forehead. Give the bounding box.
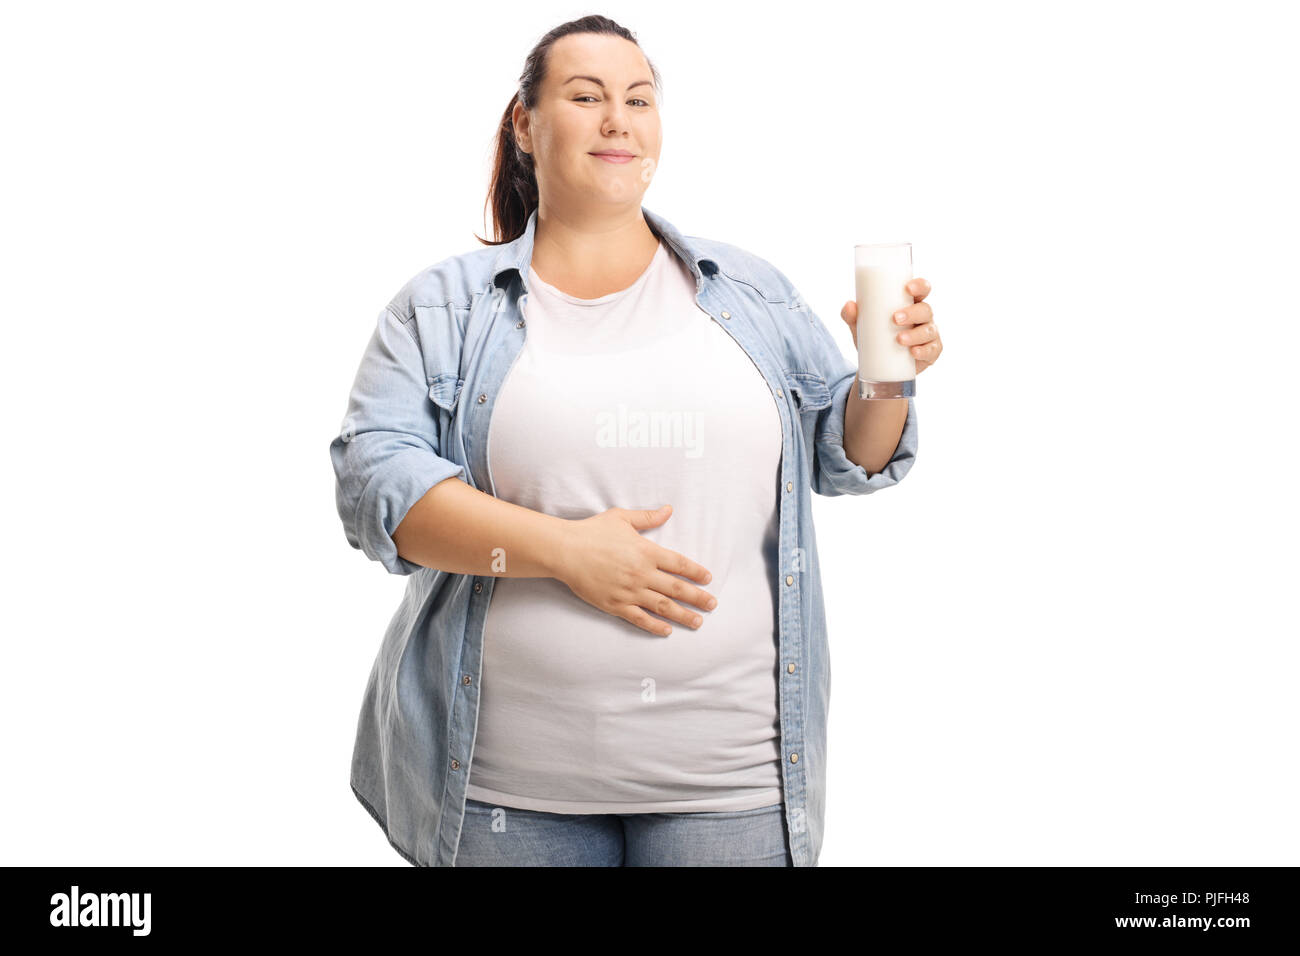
[546,33,650,83]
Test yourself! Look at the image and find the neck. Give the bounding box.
[529,203,660,299]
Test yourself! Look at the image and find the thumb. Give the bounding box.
[840,299,858,327]
[625,504,672,529]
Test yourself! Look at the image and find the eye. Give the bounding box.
[574,95,653,107]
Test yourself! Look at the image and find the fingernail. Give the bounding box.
[894,312,906,323]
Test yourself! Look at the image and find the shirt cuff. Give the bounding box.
[357,447,466,575]
[812,375,918,497]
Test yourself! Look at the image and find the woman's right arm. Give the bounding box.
[332,305,715,636]
[392,475,569,578]
[394,482,717,637]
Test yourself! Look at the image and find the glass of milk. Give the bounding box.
[854,242,917,399]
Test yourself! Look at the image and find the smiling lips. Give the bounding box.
[591,150,635,164]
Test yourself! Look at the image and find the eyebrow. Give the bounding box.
[562,75,654,92]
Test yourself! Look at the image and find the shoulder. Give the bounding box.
[383,246,501,319]
[682,234,801,306]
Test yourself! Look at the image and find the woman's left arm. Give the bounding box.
[840,278,941,476]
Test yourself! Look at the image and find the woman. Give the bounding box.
[330,15,941,867]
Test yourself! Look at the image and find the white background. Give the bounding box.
[3,0,1295,866]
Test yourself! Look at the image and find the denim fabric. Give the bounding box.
[330,204,919,866]
[455,798,790,866]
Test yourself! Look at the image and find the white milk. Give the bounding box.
[854,245,917,390]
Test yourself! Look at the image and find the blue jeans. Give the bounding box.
[455,797,792,866]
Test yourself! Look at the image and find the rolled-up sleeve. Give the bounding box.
[806,302,919,498]
[329,306,466,574]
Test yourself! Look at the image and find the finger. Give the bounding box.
[625,606,675,637]
[841,299,858,320]
[651,569,716,613]
[906,339,942,362]
[906,277,931,301]
[658,548,712,585]
[897,322,939,348]
[892,301,934,327]
[639,589,706,630]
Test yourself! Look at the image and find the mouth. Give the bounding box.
[590,150,635,164]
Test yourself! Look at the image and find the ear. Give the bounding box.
[512,100,531,151]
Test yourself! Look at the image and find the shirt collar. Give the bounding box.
[490,205,719,294]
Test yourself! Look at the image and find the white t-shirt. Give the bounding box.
[464,237,785,813]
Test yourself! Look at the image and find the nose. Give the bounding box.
[601,102,632,135]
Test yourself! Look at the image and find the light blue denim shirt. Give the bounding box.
[329,205,918,866]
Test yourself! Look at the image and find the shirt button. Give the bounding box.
[477,394,487,404]
[516,319,525,328]
[786,481,793,492]
[776,389,783,398]
[789,753,799,764]
[462,675,472,685]
[787,662,796,674]
[473,581,483,593]
[785,575,794,586]
[450,758,461,771]
[720,310,731,320]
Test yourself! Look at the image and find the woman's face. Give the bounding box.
[514,33,662,212]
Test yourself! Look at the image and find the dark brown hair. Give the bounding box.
[475,15,663,246]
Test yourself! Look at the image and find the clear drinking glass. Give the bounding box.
[854,242,917,399]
